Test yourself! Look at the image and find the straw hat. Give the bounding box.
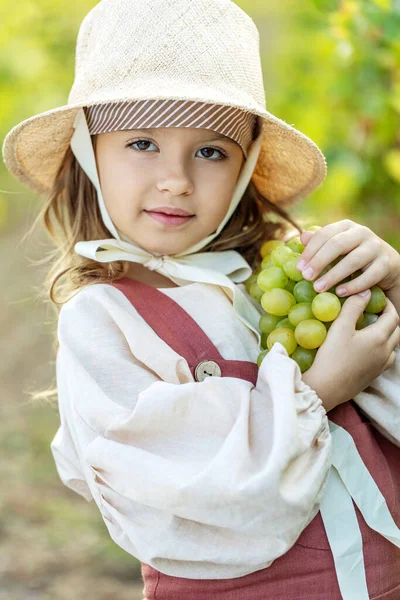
[2,0,327,209]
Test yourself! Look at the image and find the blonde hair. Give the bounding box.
[24,139,304,406]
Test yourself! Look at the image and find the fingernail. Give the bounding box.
[336,287,347,296]
[314,279,325,292]
[358,290,370,297]
[297,259,306,270]
[303,266,314,279]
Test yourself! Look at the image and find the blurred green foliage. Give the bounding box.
[0,0,95,227]
[240,0,400,248]
[1,0,399,248]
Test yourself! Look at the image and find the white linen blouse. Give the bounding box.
[50,280,400,580]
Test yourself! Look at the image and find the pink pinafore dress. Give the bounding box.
[110,277,400,600]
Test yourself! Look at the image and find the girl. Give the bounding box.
[3,0,400,598]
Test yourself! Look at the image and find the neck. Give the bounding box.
[125,262,179,288]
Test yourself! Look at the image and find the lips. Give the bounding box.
[147,207,194,217]
[145,210,195,226]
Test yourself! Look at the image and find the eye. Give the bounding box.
[126,139,227,161]
[198,147,227,161]
[127,139,157,152]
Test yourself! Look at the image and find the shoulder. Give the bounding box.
[59,282,113,321]
[56,281,193,385]
[57,282,139,341]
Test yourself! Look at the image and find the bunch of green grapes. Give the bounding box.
[245,225,388,373]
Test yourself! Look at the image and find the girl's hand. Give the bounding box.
[302,291,400,412]
[296,219,400,299]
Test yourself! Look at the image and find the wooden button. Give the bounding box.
[194,360,222,382]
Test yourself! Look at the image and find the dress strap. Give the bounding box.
[109,277,259,386]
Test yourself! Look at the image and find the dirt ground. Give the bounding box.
[1,215,145,599]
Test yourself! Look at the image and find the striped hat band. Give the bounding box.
[84,99,259,159]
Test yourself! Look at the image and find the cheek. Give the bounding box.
[98,154,143,213]
[209,175,237,217]
[198,191,233,229]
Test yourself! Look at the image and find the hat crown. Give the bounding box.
[68,0,267,112]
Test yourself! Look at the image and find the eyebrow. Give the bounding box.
[127,128,237,145]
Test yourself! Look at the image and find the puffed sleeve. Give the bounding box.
[51,285,332,579]
[50,373,94,503]
[353,345,400,447]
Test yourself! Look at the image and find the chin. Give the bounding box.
[151,245,188,256]
[132,239,181,256]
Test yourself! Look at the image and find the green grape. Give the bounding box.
[261,332,269,349]
[249,281,264,303]
[261,255,274,269]
[246,272,258,285]
[245,272,259,294]
[259,312,282,334]
[291,346,317,373]
[261,288,296,316]
[295,319,327,349]
[283,254,304,282]
[365,285,387,314]
[257,266,289,291]
[275,317,295,330]
[257,348,270,367]
[312,292,342,322]
[286,235,305,254]
[285,279,296,293]
[260,239,284,258]
[356,312,379,330]
[293,280,318,303]
[270,245,294,267]
[305,225,322,232]
[267,328,298,355]
[288,302,315,327]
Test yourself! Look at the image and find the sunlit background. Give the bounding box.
[1,0,399,597]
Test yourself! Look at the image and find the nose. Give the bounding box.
[156,163,194,196]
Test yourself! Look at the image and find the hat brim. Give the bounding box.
[2,100,327,208]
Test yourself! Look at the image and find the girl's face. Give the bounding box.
[93,127,245,256]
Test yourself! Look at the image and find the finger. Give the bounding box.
[300,231,314,247]
[382,346,398,372]
[296,220,357,271]
[388,326,400,353]
[311,244,376,293]
[378,324,399,373]
[369,297,400,339]
[327,257,382,297]
[336,289,372,330]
